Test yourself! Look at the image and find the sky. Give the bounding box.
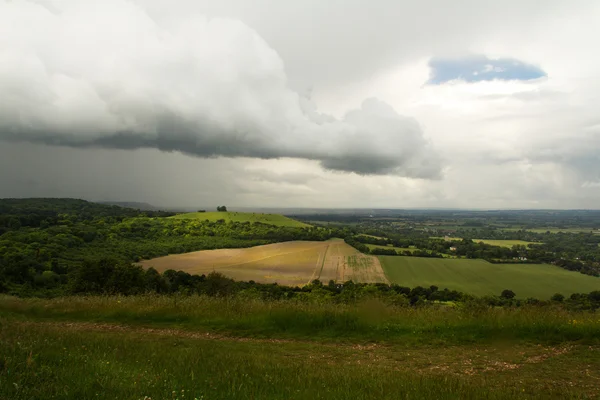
[1,0,599,209]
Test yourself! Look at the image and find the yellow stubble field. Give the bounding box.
[139,240,388,286]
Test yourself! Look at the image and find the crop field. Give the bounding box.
[380,256,600,298]
[169,211,311,227]
[140,240,387,286]
[345,253,388,282]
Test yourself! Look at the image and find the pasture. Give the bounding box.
[366,244,458,259]
[380,256,600,299]
[473,239,540,248]
[140,240,387,286]
[169,211,310,227]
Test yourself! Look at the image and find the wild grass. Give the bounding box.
[2,295,600,399]
[3,322,579,400]
[2,295,600,345]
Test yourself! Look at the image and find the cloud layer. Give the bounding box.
[0,0,440,178]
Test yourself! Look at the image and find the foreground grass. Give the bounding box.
[2,295,600,345]
[6,321,598,400]
[2,295,600,399]
[380,256,600,298]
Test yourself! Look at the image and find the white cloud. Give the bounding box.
[0,0,440,177]
[1,0,600,208]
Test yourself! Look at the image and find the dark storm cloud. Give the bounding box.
[0,0,441,178]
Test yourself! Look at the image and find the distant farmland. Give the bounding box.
[169,211,311,228]
[502,227,600,234]
[140,240,387,286]
[380,256,600,299]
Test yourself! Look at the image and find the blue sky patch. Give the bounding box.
[428,55,546,84]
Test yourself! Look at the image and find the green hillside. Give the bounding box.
[380,256,600,299]
[170,211,311,228]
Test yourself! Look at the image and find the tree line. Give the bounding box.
[6,257,600,312]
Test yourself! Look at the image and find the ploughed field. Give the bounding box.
[380,256,600,299]
[140,240,387,286]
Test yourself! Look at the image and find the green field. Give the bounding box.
[366,244,458,259]
[379,256,600,299]
[473,239,539,248]
[366,243,416,253]
[170,211,311,227]
[358,234,386,240]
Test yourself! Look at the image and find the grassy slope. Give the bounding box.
[169,211,311,228]
[2,295,600,399]
[366,243,416,252]
[379,256,600,299]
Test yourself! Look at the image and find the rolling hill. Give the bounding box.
[169,211,311,228]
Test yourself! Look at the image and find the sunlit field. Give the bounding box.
[380,256,600,298]
[140,240,387,286]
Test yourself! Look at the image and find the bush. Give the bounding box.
[551,293,565,302]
